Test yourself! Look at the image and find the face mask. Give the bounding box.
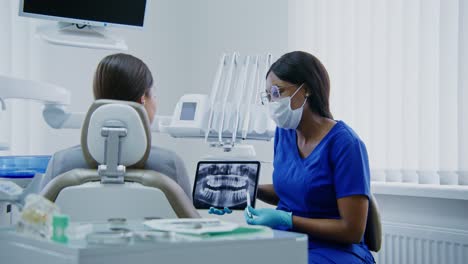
[268,84,307,129]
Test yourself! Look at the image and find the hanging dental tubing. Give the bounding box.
[205,54,226,143]
[233,55,250,144]
[241,55,259,140]
[218,52,237,145]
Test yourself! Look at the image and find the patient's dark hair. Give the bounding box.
[93,53,153,101]
[267,51,333,119]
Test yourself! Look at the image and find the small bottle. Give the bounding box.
[51,214,69,244]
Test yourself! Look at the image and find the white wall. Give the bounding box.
[2,0,289,209]
[27,0,194,154]
[288,0,468,185]
[156,0,289,187]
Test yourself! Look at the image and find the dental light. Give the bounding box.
[0,74,78,150]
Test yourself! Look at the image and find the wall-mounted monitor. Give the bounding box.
[19,0,147,28]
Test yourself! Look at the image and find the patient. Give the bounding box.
[40,53,192,197]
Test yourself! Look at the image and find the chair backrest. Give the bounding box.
[81,99,151,170]
[41,100,200,220]
[364,193,382,252]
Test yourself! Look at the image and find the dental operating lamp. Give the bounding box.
[0,74,78,150]
[0,75,70,106]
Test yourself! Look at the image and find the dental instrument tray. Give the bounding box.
[192,161,260,210]
[143,218,238,235]
[0,219,308,263]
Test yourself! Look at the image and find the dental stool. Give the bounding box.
[364,193,382,252]
[41,100,200,221]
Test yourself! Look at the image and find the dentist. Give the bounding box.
[212,51,375,263]
[254,51,374,263]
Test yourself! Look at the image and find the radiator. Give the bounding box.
[373,222,468,264]
[372,182,468,264]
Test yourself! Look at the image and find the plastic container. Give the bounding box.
[0,155,51,177]
[0,156,51,226]
[17,194,60,239]
[0,156,51,188]
[52,214,69,244]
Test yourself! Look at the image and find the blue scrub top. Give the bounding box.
[273,121,375,263]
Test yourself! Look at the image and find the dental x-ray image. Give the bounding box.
[192,161,260,210]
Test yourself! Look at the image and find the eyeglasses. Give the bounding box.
[260,84,297,105]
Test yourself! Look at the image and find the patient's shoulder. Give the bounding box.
[44,145,88,181]
[52,145,86,163]
[53,145,83,157]
[148,146,180,163]
[51,145,88,170]
[145,146,184,175]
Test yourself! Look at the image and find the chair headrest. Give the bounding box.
[81,100,151,169]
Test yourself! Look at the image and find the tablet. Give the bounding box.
[192,161,260,210]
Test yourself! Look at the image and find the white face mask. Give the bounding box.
[268,84,307,129]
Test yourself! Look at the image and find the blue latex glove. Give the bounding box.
[244,206,293,230]
[208,207,232,215]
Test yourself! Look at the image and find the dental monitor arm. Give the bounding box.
[0,74,75,150]
[0,75,84,130]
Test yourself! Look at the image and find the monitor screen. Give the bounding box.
[180,102,197,121]
[20,0,147,27]
[192,161,260,210]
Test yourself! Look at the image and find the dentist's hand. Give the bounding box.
[244,206,293,230]
[208,207,232,215]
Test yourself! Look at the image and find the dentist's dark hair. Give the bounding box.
[267,51,333,119]
[93,53,153,102]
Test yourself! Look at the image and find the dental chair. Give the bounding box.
[364,193,382,252]
[41,100,200,221]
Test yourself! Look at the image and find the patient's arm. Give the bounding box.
[172,152,192,199]
[257,184,279,206]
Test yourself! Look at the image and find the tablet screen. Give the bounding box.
[192,161,260,210]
